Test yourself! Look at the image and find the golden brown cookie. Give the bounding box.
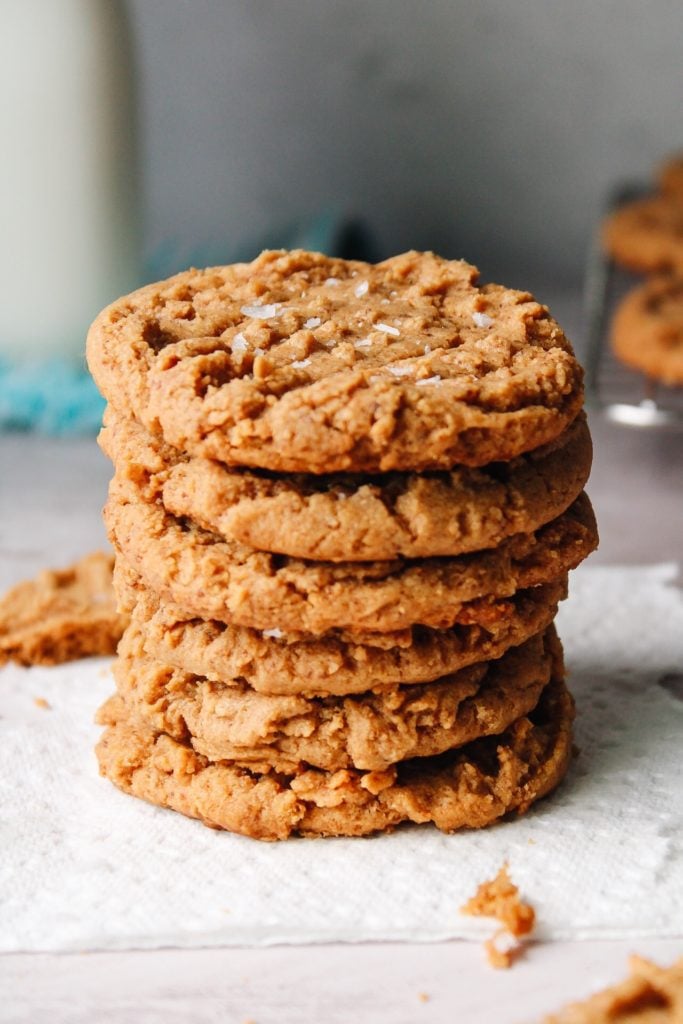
[95,670,574,840]
[611,276,683,386]
[87,250,584,474]
[602,196,683,275]
[0,552,126,667]
[105,628,555,773]
[542,955,683,1023]
[119,573,566,696]
[105,465,596,633]
[100,407,592,562]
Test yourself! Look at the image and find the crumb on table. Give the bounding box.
[460,863,535,969]
[33,697,51,710]
[542,955,683,1022]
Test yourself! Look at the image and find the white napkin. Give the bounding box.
[1,563,682,953]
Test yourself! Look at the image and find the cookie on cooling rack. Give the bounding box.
[611,276,683,386]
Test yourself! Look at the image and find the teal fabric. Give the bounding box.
[0,212,374,436]
[0,359,106,436]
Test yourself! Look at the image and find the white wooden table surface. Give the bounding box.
[2,312,682,1022]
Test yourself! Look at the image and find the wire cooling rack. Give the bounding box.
[583,183,683,429]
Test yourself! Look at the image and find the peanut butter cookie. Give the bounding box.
[96,671,574,840]
[118,573,566,696]
[611,276,683,386]
[602,196,683,275]
[106,629,555,773]
[87,250,583,474]
[105,469,596,633]
[100,408,592,561]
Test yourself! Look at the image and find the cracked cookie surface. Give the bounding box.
[101,408,592,561]
[87,250,583,474]
[117,572,566,696]
[96,669,574,840]
[105,468,596,634]
[106,628,556,772]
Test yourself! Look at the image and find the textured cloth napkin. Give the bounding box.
[1,563,682,953]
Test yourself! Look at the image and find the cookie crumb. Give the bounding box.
[542,955,683,1022]
[34,697,51,710]
[418,992,430,1003]
[461,864,535,969]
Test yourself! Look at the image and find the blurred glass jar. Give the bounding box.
[0,0,140,364]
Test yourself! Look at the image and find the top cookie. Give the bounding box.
[87,250,584,473]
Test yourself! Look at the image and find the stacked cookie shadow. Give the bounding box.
[602,153,683,386]
[87,249,598,841]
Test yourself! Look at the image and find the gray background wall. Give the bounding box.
[127,0,683,292]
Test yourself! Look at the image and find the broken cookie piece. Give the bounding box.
[542,955,683,1023]
[0,551,127,666]
[461,863,535,969]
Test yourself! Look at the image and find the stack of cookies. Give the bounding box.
[602,153,683,386]
[86,250,597,841]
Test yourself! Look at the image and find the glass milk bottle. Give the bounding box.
[0,0,140,364]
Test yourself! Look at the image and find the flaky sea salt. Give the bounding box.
[424,344,431,355]
[416,375,442,386]
[240,303,282,319]
[324,277,340,286]
[291,358,311,369]
[377,322,400,337]
[304,317,321,329]
[387,365,413,377]
[231,332,248,353]
[354,281,369,298]
[263,628,284,639]
[354,337,372,349]
[472,311,494,329]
